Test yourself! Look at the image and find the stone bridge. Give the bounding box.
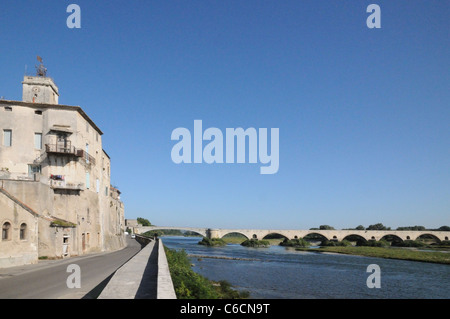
[136,226,449,242]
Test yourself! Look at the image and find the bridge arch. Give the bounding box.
[379,234,404,243]
[415,233,441,243]
[304,232,329,242]
[220,231,250,240]
[262,232,289,240]
[342,234,368,244]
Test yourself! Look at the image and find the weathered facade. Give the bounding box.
[0,70,125,268]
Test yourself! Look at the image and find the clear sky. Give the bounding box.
[1,1,449,230]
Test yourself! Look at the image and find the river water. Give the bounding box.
[161,236,450,299]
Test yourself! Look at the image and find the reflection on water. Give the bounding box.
[162,236,450,299]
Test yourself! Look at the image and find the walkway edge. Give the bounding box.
[97,240,155,299]
[157,239,177,299]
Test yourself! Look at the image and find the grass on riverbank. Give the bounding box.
[164,246,250,299]
[296,246,450,264]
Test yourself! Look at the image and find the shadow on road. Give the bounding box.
[82,272,116,299]
[82,238,146,299]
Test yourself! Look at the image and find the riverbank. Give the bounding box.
[164,246,249,299]
[296,246,450,265]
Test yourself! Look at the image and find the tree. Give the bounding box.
[356,225,365,230]
[137,217,152,226]
[319,225,335,230]
[367,223,390,230]
[438,226,450,231]
[396,226,425,231]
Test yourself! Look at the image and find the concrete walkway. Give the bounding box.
[98,240,158,299]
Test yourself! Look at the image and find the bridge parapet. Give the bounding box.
[135,226,449,243]
[137,226,208,238]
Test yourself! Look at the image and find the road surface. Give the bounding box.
[0,237,142,299]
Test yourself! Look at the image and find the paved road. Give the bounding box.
[0,237,142,299]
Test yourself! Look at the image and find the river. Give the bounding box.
[161,236,450,299]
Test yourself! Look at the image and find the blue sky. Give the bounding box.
[1,1,449,230]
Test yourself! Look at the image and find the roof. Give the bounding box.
[102,149,111,159]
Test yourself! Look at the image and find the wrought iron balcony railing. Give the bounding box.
[45,144,96,165]
[45,143,78,155]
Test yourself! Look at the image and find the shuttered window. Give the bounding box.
[3,130,12,147]
[35,133,42,149]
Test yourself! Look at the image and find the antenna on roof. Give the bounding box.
[35,55,47,77]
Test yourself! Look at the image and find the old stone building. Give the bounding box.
[0,65,125,268]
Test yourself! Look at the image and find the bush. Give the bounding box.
[391,240,426,248]
[357,240,389,247]
[241,239,270,248]
[198,237,227,246]
[280,238,309,247]
[165,247,219,299]
[320,240,352,247]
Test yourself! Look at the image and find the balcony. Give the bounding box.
[76,150,96,166]
[45,143,96,165]
[45,143,79,156]
[50,179,85,191]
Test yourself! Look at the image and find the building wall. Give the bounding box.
[38,218,77,259]
[0,104,44,179]
[0,76,125,267]
[0,189,39,268]
[22,76,59,104]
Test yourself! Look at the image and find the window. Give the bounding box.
[86,172,90,189]
[96,179,100,193]
[20,223,27,240]
[3,130,12,147]
[34,110,42,115]
[28,164,41,176]
[4,106,12,111]
[34,133,42,149]
[2,222,11,241]
[86,144,89,163]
